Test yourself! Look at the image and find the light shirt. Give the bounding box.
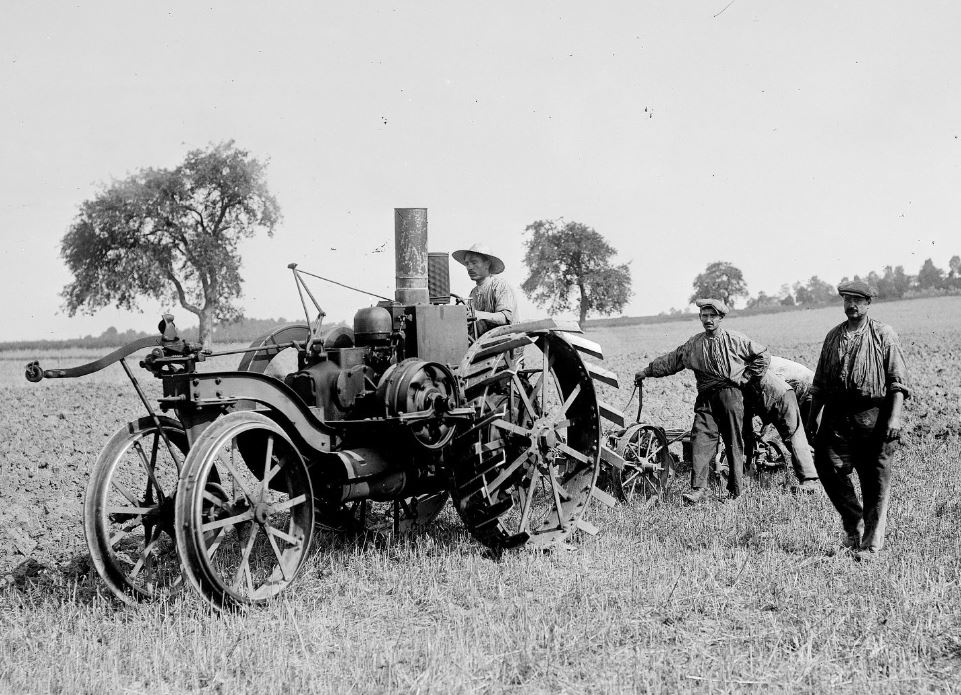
[646,327,770,394]
[468,274,518,335]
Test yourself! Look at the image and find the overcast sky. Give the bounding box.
[2,1,960,341]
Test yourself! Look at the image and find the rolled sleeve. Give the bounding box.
[882,332,911,400]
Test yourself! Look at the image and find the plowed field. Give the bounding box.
[1,296,959,693]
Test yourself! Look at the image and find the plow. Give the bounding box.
[25,208,629,610]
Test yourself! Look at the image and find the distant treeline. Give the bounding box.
[0,317,347,352]
[743,255,961,311]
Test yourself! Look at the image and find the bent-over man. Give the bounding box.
[745,363,819,492]
[806,280,910,560]
[635,298,770,503]
[451,243,518,338]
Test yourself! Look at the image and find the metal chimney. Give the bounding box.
[394,208,429,305]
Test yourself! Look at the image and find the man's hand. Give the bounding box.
[884,415,903,442]
[634,369,647,386]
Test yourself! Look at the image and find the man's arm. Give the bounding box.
[472,277,516,327]
[879,325,910,440]
[806,335,833,437]
[740,337,770,385]
[635,345,686,383]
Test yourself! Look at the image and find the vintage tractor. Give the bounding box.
[25,209,627,610]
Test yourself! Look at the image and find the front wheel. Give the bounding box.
[174,411,315,610]
[84,416,187,604]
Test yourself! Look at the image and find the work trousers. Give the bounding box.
[814,404,897,551]
[750,391,819,482]
[691,387,744,496]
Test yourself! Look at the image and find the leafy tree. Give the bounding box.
[689,261,748,308]
[793,276,835,305]
[521,219,632,327]
[61,141,280,346]
[947,255,961,289]
[917,258,944,290]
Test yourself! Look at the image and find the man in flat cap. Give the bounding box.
[806,280,910,560]
[452,243,519,338]
[635,298,770,503]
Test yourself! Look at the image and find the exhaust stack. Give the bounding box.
[394,208,429,305]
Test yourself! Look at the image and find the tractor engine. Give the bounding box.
[284,208,471,504]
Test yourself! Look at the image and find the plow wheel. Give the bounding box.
[610,424,673,502]
[84,416,187,604]
[452,331,600,549]
[174,411,314,610]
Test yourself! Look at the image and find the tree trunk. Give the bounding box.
[198,309,214,349]
[578,281,588,328]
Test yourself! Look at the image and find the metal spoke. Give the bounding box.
[492,419,533,438]
[128,537,162,579]
[270,494,308,512]
[201,489,231,511]
[554,383,582,424]
[204,527,228,556]
[230,524,260,592]
[511,374,539,419]
[265,531,292,583]
[517,469,539,534]
[111,479,141,507]
[261,434,275,491]
[545,464,568,530]
[264,525,302,546]
[486,447,535,495]
[132,439,166,502]
[104,504,156,515]
[557,443,590,465]
[219,450,257,505]
[202,508,255,533]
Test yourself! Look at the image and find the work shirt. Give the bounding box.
[645,328,770,395]
[468,274,518,335]
[811,318,910,405]
[769,356,814,404]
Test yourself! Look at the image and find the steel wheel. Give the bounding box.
[84,416,187,604]
[174,411,314,610]
[452,331,600,549]
[611,424,673,502]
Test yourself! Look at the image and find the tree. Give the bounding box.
[689,261,748,308]
[521,219,632,327]
[917,258,944,290]
[61,141,280,346]
[947,255,961,290]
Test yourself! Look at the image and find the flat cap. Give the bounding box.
[695,298,729,316]
[837,280,876,299]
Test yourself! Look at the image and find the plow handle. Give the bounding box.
[24,336,162,382]
[636,380,644,422]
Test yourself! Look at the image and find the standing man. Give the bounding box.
[806,281,910,560]
[635,299,770,503]
[452,243,518,338]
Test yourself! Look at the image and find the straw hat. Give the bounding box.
[451,243,505,275]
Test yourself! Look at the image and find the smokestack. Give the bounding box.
[394,208,429,305]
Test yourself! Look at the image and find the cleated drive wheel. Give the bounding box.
[174,411,315,610]
[452,330,601,549]
[84,416,188,604]
[609,424,674,502]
